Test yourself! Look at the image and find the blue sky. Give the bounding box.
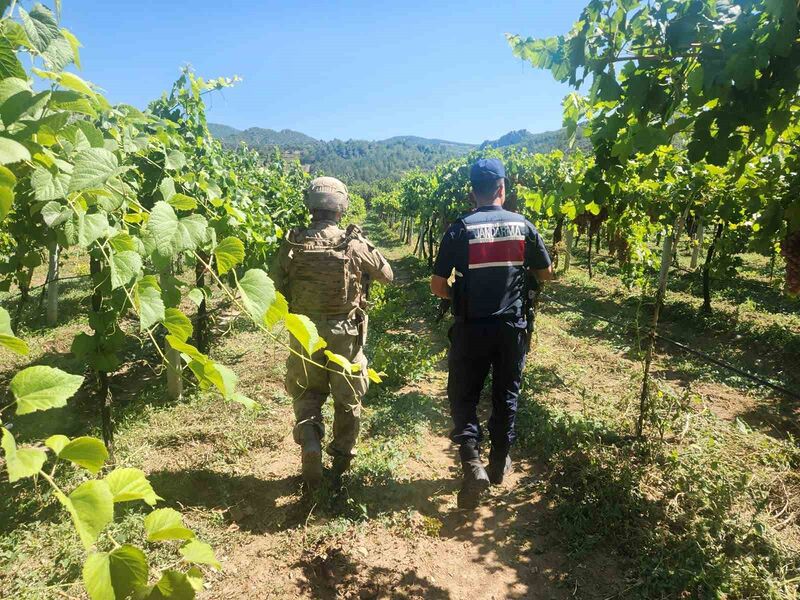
[59,0,588,144]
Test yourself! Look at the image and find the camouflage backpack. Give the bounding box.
[285,224,363,318]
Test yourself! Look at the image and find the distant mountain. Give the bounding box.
[209,123,473,182]
[480,127,591,153]
[208,123,589,183]
[209,125,319,150]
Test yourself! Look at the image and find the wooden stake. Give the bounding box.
[46,241,59,326]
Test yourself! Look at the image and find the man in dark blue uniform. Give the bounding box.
[431,158,553,509]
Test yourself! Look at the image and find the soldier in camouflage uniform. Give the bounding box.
[273,176,393,489]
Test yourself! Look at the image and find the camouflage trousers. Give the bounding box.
[286,317,369,458]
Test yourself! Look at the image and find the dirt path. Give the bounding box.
[172,237,626,600]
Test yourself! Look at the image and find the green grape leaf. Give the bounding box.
[83,546,148,600]
[237,269,275,323]
[82,552,113,600]
[232,393,259,410]
[164,150,186,171]
[105,467,161,506]
[214,237,245,275]
[68,148,118,193]
[148,201,179,258]
[32,167,70,202]
[165,335,205,361]
[324,350,354,372]
[108,232,137,253]
[174,214,208,253]
[0,170,13,219]
[0,77,30,105]
[286,313,327,355]
[62,28,82,69]
[8,91,56,127]
[144,508,195,542]
[55,479,114,549]
[180,540,221,570]
[367,368,384,384]
[584,201,601,216]
[146,570,196,600]
[0,38,25,80]
[187,288,205,307]
[159,177,176,202]
[42,34,73,71]
[58,436,108,474]
[264,290,289,329]
[0,306,28,355]
[40,200,72,227]
[186,567,204,592]
[19,4,60,54]
[135,277,165,332]
[45,434,70,455]
[164,308,193,343]
[213,363,238,399]
[77,212,109,248]
[2,427,47,482]
[10,365,83,415]
[59,72,97,99]
[109,251,142,290]
[167,193,197,210]
[0,136,31,165]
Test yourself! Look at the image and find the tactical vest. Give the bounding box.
[286,224,362,318]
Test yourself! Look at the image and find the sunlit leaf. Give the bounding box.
[286,313,326,355]
[180,540,221,570]
[105,468,161,506]
[144,508,194,542]
[1,427,46,482]
[58,436,108,474]
[10,365,83,415]
[56,480,114,549]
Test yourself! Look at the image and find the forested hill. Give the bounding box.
[208,123,587,182]
[480,127,592,153]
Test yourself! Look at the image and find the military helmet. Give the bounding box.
[305,176,349,212]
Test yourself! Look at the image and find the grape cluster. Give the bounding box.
[609,232,630,265]
[781,229,800,295]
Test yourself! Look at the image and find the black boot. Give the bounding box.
[332,454,352,477]
[457,440,490,510]
[487,454,512,485]
[299,425,323,490]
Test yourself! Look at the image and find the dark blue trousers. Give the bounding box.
[447,320,527,455]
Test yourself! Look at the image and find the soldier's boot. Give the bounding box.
[487,452,512,486]
[330,454,353,489]
[332,455,353,478]
[299,425,323,490]
[457,440,490,510]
